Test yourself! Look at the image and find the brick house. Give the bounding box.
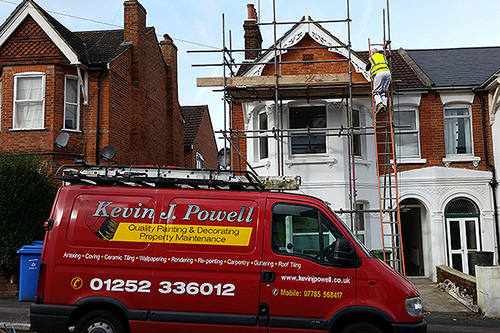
[182,105,218,169]
[0,0,216,168]
[203,5,500,281]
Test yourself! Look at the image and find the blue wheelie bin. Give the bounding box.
[17,241,43,301]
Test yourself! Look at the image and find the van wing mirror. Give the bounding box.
[333,238,355,265]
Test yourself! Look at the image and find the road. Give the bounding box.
[426,312,500,332]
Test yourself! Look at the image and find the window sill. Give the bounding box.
[354,157,372,166]
[285,157,337,169]
[253,160,271,169]
[396,158,427,164]
[62,129,82,134]
[9,128,46,132]
[442,156,481,168]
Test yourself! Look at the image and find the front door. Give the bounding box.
[259,200,357,330]
[446,217,480,275]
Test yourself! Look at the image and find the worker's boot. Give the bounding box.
[376,103,385,115]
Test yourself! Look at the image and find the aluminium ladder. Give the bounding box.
[369,41,406,275]
[54,163,301,191]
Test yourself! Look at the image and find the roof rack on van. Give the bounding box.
[54,164,301,191]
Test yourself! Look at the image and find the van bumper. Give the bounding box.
[392,319,427,333]
[30,303,76,333]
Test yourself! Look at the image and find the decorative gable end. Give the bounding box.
[243,17,370,81]
[0,16,67,65]
[0,0,80,65]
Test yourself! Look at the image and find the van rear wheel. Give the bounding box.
[338,321,384,333]
[74,310,125,333]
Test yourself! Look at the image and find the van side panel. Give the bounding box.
[43,187,160,309]
[146,193,264,318]
[41,186,267,330]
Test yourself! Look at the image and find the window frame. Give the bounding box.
[13,72,45,130]
[288,105,327,156]
[352,108,362,158]
[63,75,80,131]
[354,203,366,245]
[271,202,348,265]
[196,152,204,169]
[393,106,421,158]
[444,105,473,156]
[258,110,269,160]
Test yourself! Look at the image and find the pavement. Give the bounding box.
[408,276,473,314]
[0,296,30,332]
[0,277,476,332]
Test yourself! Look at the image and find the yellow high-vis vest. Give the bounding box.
[369,53,390,79]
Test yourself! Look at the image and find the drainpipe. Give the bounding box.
[95,68,105,164]
[478,93,500,264]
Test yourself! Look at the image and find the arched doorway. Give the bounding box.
[445,197,481,276]
[400,198,424,276]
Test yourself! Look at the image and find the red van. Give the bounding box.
[30,164,426,333]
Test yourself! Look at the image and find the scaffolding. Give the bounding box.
[190,0,405,274]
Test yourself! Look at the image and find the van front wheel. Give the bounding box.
[338,321,384,333]
[74,310,125,333]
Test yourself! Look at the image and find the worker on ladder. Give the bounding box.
[366,48,392,114]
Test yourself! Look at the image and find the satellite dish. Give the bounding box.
[217,148,230,169]
[100,145,116,161]
[54,132,70,148]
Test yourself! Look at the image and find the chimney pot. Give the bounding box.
[247,4,257,20]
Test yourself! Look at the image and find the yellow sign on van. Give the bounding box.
[111,223,252,246]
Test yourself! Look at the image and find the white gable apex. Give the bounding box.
[244,17,369,81]
[0,0,80,65]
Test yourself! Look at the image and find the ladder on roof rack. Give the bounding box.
[54,164,301,191]
[369,39,406,276]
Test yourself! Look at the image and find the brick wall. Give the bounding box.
[0,275,18,297]
[437,265,477,304]
[192,111,218,169]
[230,103,247,170]
[160,34,184,167]
[261,34,366,83]
[0,63,85,168]
[398,91,492,173]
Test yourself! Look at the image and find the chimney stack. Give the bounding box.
[123,0,146,44]
[160,34,179,108]
[244,4,262,60]
[123,0,147,83]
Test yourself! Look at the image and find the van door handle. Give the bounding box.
[261,271,275,282]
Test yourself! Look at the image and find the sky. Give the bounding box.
[1,0,500,149]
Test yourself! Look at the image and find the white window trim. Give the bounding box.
[442,103,480,166]
[393,106,422,159]
[63,75,81,131]
[257,109,270,160]
[196,152,204,169]
[352,107,367,159]
[12,72,45,130]
[354,202,366,245]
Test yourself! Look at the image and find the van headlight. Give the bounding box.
[405,297,423,317]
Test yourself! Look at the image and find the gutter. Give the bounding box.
[477,92,500,264]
